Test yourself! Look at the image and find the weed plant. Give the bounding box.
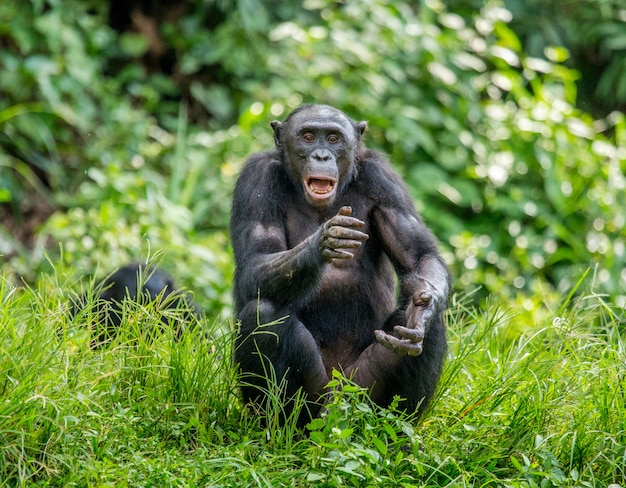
[0,268,624,486]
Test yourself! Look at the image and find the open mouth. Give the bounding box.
[304,177,337,202]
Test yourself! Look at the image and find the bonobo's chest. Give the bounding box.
[284,206,326,248]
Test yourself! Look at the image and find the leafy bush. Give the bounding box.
[502,0,626,116]
[0,0,244,315]
[1,0,625,309]
[249,0,626,304]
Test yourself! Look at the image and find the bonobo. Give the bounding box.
[71,262,200,345]
[230,104,450,424]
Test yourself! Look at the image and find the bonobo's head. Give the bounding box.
[271,104,367,208]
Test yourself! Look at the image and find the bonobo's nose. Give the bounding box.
[312,149,331,162]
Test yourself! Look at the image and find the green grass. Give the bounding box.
[0,268,624,487]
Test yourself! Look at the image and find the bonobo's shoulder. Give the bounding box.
[357,149,412,205]
[358,149,399,177]
[238,150,283,180]
[232,150,289,221]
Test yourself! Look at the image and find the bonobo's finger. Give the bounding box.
[406,307,432,333]
[375,330,424,357]
[393,325,424,344]
[326,225,369,241]
[337,206,352,216]
[322,248,354,260]
[406,292,434,332]
[325,238,365,250]
[327,215,366,230]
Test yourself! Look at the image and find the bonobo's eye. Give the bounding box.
[301,132,316,143]
[326,133,341,144]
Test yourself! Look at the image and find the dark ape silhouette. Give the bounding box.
[230,104,450,424]
[71,262,200,346]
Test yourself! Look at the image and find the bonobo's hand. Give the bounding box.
[375,291,436,357]
[319,206,369,262]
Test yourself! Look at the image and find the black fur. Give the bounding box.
[71,263,200,346]
[230,105,450,425]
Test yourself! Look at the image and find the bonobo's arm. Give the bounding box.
[242,207,368,306]
[373,205,450,355]
[345,204,450,396]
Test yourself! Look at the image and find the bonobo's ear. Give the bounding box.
[355,121,368,138]
[270,121,283,150]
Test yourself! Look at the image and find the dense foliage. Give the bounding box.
[504,0,626,116]
[1,0,624,310]
[455,0,626,117]
[1,1,625,485]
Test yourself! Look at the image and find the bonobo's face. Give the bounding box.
[272,105,367,208]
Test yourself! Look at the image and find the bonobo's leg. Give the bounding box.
[345,311,447,416]
[235,299,330,422]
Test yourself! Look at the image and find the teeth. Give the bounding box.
[309,182,333,194]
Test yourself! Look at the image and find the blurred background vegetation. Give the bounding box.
[1,0,625,317]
